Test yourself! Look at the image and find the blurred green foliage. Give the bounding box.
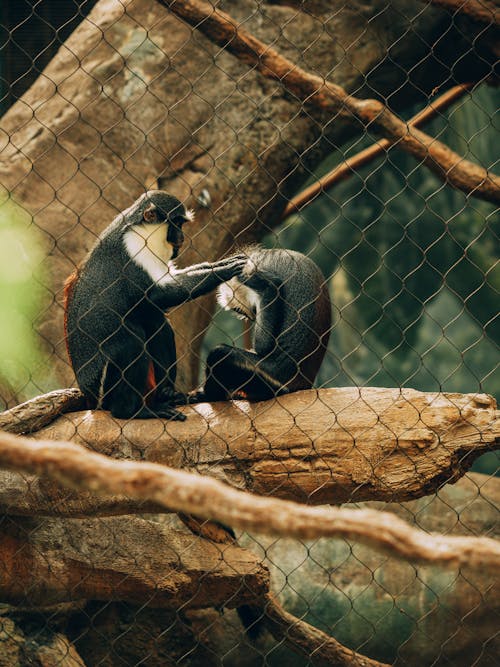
[0,195,44,407]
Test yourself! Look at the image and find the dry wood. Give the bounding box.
[0,514,269,608]
[0,420,499,572]
[165,0,500,204]
[30,387,500,504]
[0,469,166,517]
[0,388,86,434]
[283,83,474,216]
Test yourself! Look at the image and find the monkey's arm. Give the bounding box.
[243,268,286,352]
[148,255,247,309]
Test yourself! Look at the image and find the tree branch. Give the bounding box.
[0,514,269,608]
[0,427,499,572]
[164,0,500,204]
[283,82,475,217]
[260,594,390,667]
[423,0,499,26]
[23,388,500,505]
[0,388,86,435]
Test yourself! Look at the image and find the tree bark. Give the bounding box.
[0,514,269,609]
[19,387,499,505]
[0,0,493,394]
[1,409,499,572]
[166,0,499,204]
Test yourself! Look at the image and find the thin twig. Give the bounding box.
[283,83,475,217]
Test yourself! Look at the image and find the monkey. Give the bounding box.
[64,190,247,421]
[191,246,331,402]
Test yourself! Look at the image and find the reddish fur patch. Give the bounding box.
[146,361,156,392]
[63,270,79,361]
[231,390,249,399]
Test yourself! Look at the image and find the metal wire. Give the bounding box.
[0,1,498,665]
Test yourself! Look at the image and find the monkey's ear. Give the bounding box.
[143,204,158,223]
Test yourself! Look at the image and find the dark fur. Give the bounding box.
[199,247,331,401]
[64,190,246,420]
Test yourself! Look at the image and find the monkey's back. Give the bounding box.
[65,233,151,398]
[245,247,331,390]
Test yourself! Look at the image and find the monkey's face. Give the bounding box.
[142,195,194,260]
[123,191,195,277]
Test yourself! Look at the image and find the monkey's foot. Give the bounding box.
[183,389,207,404]
[153,402,187,421]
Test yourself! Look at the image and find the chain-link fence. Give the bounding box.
[0,1,498,665]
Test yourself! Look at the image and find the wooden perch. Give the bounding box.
[164,0,500,204]
[0,515,269,608]
[0,388,85,435]
[0,417,499,573]
[20,387,500,505]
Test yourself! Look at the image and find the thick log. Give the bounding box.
[29,387,499,504]
[0,515,269,609]
[245,472,500,666]
[1,422,499,572]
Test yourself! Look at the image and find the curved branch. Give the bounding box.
[164,0,500,204]
[0,428,499,572]
[261,594,390,667]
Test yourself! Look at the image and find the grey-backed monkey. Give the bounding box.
[64,190,246,420]
[193,246,331,401]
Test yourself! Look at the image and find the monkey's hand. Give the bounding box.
[150,255,248,308]
[182,388,209,404]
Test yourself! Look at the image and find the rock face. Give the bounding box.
[238,473,499,666]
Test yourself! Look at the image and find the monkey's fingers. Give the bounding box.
[183,389,207,404]
[154,404,187,421]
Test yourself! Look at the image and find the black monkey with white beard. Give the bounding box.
[64,190,246,420]
[193,246,331,402]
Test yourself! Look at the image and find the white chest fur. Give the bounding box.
[123,223,175,284]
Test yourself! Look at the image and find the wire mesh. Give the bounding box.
[0,1,498,665]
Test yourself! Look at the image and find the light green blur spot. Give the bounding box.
[0,196,43,394]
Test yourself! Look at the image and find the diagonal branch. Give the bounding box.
[164,0,500,204]
[0,428,499,572]
[261,594,390,667]
[283,83,475,217]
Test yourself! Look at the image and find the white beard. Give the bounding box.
[123,223,176,284]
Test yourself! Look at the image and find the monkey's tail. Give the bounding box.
[63,269,79,362]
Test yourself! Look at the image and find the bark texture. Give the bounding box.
[240,472,500,667]
[1,408,499,572]
[0,514,269,609]
[24,387,500,504]
[0,0,493,394]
